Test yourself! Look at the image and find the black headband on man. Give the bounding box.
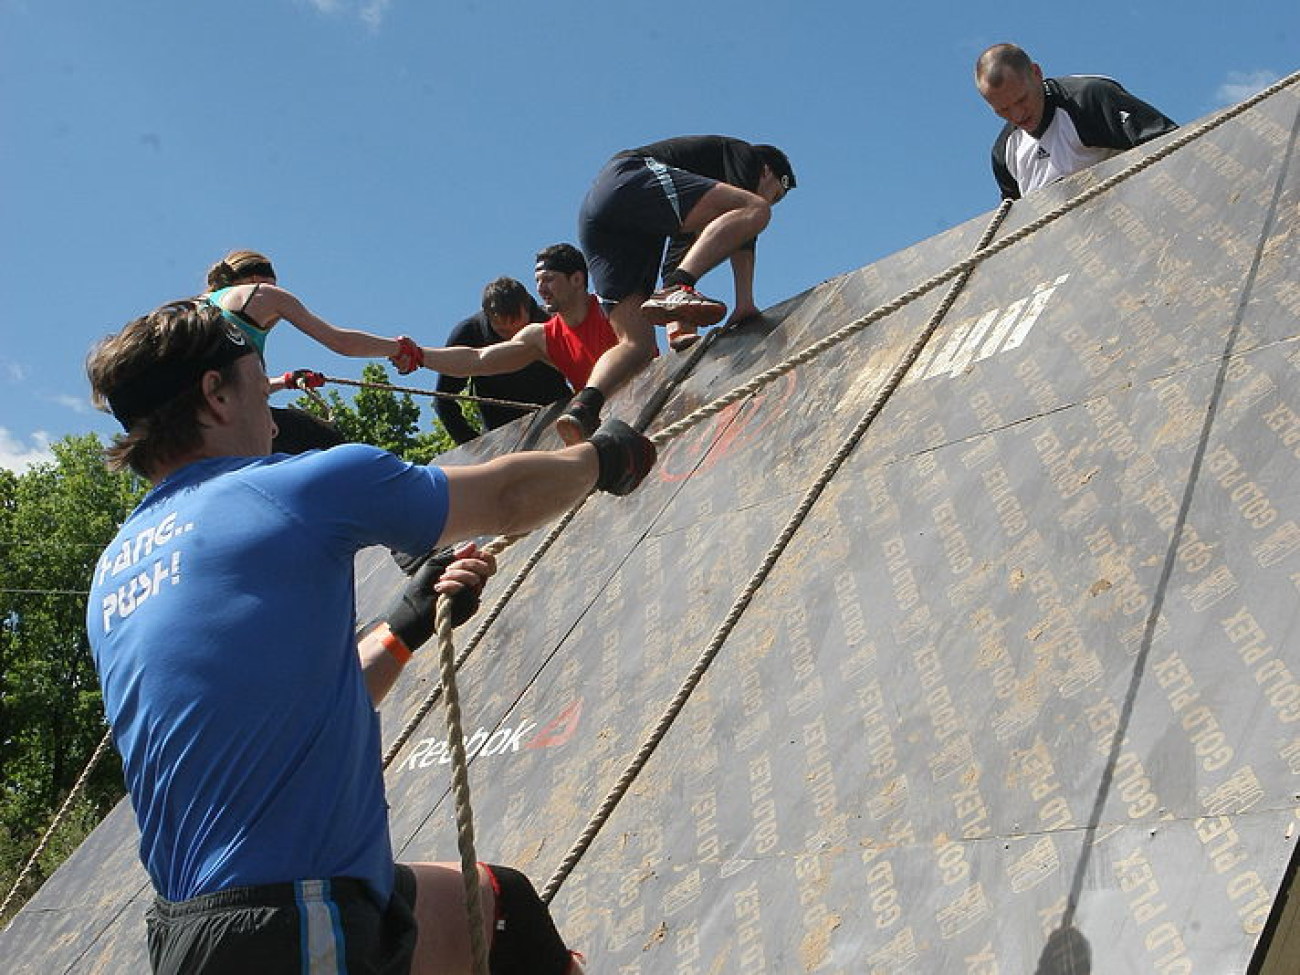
[535,250,587,276]
[106,324,258,430]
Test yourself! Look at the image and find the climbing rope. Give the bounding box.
[322,374,546,413]
[0,727,113,921]
[431,596,491,975]
[391,314,724,966]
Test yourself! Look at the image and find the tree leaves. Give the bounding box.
[293,362,456,463]
[0,435,142,923]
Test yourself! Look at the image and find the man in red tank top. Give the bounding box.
[407,245,635,443]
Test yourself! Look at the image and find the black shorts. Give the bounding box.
[145,865,417,975]
[578,154,716,302]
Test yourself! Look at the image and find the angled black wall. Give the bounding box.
[4,78,1299,973]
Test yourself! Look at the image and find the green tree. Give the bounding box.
[0,435,144,923]
[294,362,455,463]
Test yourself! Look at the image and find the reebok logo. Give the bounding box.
[398,699,584,772]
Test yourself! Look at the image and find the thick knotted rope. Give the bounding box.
[322,374,545,413]
[0,728,113,922]
[432,595,491,975]
[540,196,1013,901]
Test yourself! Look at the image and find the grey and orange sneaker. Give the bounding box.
[641,284,727,327]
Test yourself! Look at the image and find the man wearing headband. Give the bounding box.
[544,135,795,442]
[399,244,626,442]
[85,300,654,973]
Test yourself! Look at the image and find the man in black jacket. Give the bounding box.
[434,277,570,445]
[975,43,1177,200]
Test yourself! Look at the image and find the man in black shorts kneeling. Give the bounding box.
[557,135,796,444]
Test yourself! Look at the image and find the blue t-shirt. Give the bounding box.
[86,445,448,904]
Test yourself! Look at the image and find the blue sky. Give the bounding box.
[0,0,1292,470]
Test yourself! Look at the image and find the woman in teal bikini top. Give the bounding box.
[203,249,410,394]
[203,250,415,451]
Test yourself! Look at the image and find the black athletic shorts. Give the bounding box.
[578,154,716,302]
[145,865,417,974]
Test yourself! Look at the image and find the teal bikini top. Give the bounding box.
[205,284,272,354]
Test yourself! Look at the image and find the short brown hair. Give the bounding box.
[481,277,534,322]
[87,301,255,476]
[534,243,588,287]
[975,43,1034,89]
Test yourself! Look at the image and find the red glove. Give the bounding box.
[282,369,325,390]
[391,336,425,375]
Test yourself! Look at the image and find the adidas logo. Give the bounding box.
[1035,146,1051,160]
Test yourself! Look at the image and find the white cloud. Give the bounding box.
[47,392,94,415]
[360,0,392,30]
[0,428,54,473]
[298,0,390,29]
[0,358,28,383]
[1213,70,1280,109]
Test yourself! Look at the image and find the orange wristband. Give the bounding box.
[377,624,412,665]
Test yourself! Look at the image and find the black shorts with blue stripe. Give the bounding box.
[145,865,417,974]
[578,154,716,302]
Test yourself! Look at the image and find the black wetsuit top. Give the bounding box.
[433,301,570,445]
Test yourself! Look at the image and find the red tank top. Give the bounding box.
[542,295,618,389]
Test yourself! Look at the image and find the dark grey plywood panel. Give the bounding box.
[4,80,1297,975]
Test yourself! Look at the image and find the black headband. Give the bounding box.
[106,326,257,429]
[535,254,586,276]
[233,260,276,280]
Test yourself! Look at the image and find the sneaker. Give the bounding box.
[555,400,600,445]
[642,284,727,327]
[666,323,700,352]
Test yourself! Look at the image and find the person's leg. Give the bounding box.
[407,862,496,975]
[586,297,657,398]
[659,235,700,351]
[405,861,581,975]
[641,183,771,327]
[553,296,656,445]
[563,167,666,443]
[675,182,772,274]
